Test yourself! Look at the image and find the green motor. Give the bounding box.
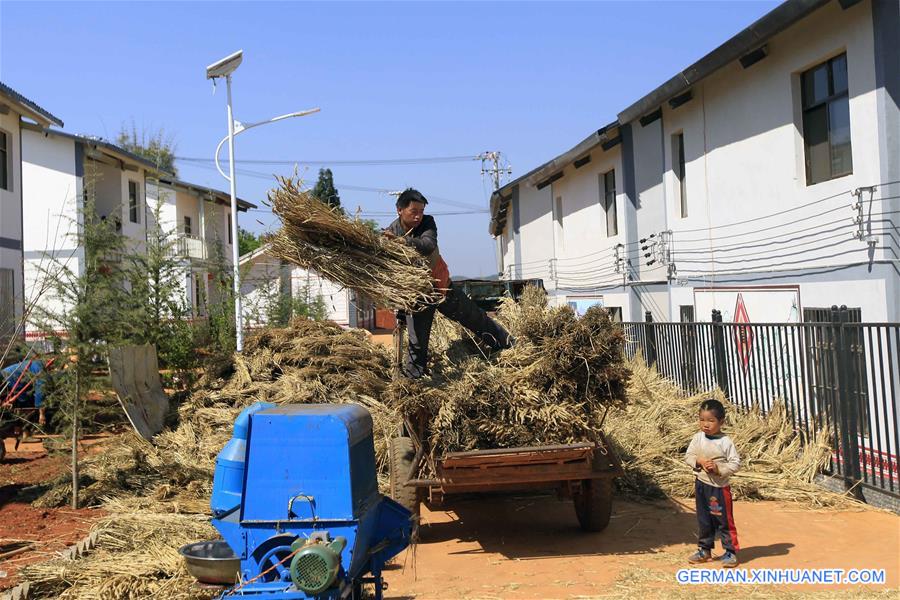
[289,534,347,595]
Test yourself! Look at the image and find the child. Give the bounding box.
[685,399,741,567]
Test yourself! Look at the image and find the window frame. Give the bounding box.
[128,180,141,224]
[184,216,192,236]
[801,53,852,185]
[600,169,618,237]
[672,132,687,218]
[227,213,233,245]
[0,129,11,191]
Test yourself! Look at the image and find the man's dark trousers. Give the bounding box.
[403,286,511,378]
[694,479,740,553]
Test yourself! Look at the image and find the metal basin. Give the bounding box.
[179,539,240,584]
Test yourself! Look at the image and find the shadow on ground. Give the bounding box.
[417,492,697,560]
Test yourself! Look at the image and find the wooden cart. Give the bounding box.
[389,321,622,531]
[389,430,622,532]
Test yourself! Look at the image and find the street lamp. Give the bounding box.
[205,50,319,352]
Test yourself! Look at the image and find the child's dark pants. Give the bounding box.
[695,479,740,553]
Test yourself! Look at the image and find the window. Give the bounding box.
[227,213,233,245]
[672,132,687,217]
[184,216,192,236]
[128,181,141,224]
[606,306,622,323]
[554,196,564,247]
[601,170,618,237]
[802,53,852,184]
[680,305,695,322]
[0,130,9,191]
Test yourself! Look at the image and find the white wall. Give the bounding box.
[204,202,233,263]
[0,111,22,250]
[0,110,23,335]
[21,130,83,336]
[547,146,625,297]
[292,266,350,326]
[660,0,884,274]
[240,250,350,328]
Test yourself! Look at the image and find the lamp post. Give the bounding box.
[205,50,319,351]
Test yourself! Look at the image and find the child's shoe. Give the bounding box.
[718,551,739,568]
[687,548,712,564]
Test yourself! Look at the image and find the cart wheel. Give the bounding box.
[389,436,419,514]
[573,478,613,532]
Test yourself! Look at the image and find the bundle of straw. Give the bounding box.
[269,177,443,311]
[606,357,857,507]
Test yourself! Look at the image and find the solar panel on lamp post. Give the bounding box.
[205,50,319,352]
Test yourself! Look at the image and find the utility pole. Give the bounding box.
[479,151,513,192]
[479,151,513,279]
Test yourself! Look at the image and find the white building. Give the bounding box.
[21,126,255,337]
[147,177,255,317]
[0,83,63,347]
[490,0,899,325]
[239,244,360,328]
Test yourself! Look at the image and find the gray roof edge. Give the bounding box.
[488,120,619,235]
[157,175,258,211]
[22,122,171,174]
[239,242,272,265]
[617,0,831,124]
[0,81,63,127]
[495,120,619,199]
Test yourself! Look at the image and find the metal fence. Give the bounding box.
[623,306,899,499]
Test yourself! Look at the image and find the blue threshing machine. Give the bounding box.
[208,402,412,599]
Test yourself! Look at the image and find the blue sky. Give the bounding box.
[1,0,779,277]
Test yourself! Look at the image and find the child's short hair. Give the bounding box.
[699,398,726,420]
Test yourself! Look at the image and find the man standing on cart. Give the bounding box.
[384,188,514,379]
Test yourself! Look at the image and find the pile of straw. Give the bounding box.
[269,177,443,311]
[389,286,631,461]
[608,357,856,507]
[18,510,218,600]
[35,319,400,510]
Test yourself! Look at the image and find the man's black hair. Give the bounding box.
[699,398,726,420]
[396,188,428,209]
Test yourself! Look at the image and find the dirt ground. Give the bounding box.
[0,437,104,591]
[2,437,898,599]
[384,494,899,600]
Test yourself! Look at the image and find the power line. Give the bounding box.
[185,161,487,211]
[675,236,862,266]
[677,244,882,274]
[673,219,853,253]
[176,154,480,166]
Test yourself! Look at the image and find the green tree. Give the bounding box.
[32,164,133,508]
[125,186,196,373]
[238,227,262,257]
[310,168,341,210]
[203,241,237,358]
[116,123,177,176]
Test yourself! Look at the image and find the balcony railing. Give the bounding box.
[170,235,206,260]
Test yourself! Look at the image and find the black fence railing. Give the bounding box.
[622,306,899,499]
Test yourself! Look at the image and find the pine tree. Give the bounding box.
[125,186,195,372]
[310,168,341,210]
[116,124,177,176]
[31,164,133,508]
